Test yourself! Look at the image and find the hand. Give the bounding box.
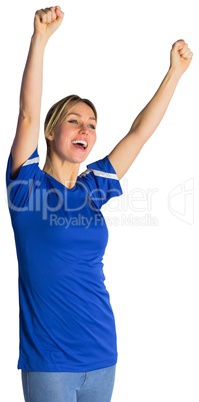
[34,6,64,39]
[170,39,193,75]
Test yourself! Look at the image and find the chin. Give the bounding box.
[73,148,92,163]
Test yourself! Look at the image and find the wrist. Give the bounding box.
[168,65,184,81]
[165,66,183,87]
[31,32,49,48]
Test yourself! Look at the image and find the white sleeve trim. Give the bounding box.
[23,157,40,166]
[92,169,118,180]
[80,168,118,180]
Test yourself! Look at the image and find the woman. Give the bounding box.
[6,6,192,402]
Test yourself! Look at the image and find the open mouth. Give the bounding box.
[71,140,88,150]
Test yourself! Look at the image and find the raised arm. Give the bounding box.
[11,6,64,178]
[108,40,193,179]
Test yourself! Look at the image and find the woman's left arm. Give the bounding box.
[108,39,193,179]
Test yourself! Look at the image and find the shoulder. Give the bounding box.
[78,156,123,209]
[80,155,120,181]
[6,148,40,185]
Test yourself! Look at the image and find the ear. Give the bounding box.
[45,131,54,141]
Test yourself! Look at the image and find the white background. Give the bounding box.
[0,0,198,401]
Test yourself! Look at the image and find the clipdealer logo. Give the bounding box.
[6,177,195,226]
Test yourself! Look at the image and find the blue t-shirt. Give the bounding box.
[6,149,123,372]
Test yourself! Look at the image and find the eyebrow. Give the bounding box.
[67,112,96,121]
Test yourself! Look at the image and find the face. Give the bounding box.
[48,102,97,164]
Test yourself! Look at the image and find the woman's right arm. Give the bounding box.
[11,6,64,178]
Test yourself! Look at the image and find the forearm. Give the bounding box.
[19,34,48,121]
[129,66,182,142]
[10,6,64,177]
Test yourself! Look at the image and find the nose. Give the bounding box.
[79,124,88,135]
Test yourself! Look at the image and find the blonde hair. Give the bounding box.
[44,95,97,156]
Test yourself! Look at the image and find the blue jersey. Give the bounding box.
[6,149,122,372]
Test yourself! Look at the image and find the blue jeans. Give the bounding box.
[21,365,116,402]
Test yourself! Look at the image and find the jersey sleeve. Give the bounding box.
[79,155,123,209]
[6,148,41,221]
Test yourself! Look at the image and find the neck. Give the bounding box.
[43,154,80,189]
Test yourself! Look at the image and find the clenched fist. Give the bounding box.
[34,6,64,39]
[170,40,193,75]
